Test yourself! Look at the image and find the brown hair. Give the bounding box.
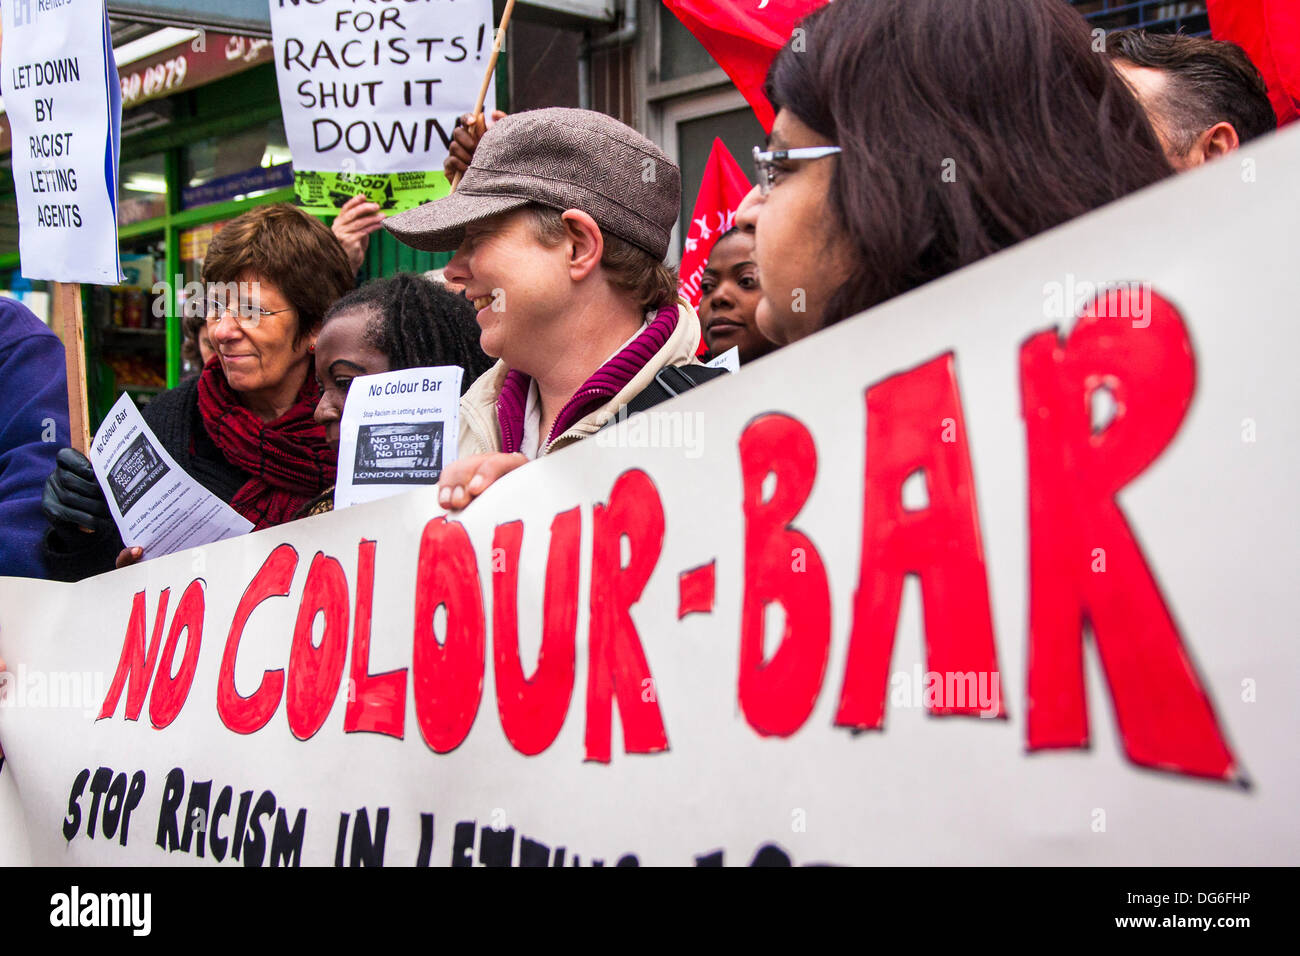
[201,203,355,343]
[181,309,204,368]
[1111,30,1276,151]
[523,205,679,312]
[766,0,1174,327]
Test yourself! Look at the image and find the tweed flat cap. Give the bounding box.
[385,108,681,260]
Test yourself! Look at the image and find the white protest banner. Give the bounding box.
[270,0,495,174]
[0,756,33,865]
[0,126,1297,866]
[0,0,121,283]
[89,393,253,558]
[335,366,462,510]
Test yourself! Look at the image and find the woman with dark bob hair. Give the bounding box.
[735,0,1175,344]
[42,203,355,579]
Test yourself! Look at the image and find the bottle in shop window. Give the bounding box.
[125,290,143,328]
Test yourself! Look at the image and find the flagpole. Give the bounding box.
[449,0,517,193]
[53,281,91,453]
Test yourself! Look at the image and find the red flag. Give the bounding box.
[678,139,753,319]
[1208,0,1300,127]
[663,0,829,132]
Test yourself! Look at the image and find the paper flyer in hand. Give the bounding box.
[88,394,253,557]
[334,366,462,509]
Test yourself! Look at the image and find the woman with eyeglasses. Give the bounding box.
[41,203,354,580]
[735,0,1174,345]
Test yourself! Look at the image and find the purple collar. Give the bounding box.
[497,304,679,454]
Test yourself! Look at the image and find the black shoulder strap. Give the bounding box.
[620,363,730,418]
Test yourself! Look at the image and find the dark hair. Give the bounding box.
[202,203,355,344]
[766,0,1174,326]
[710,226,744,249]
[523,205,680,312]
[181,309,204,369]
[703,226,751,271]
[323,273,493,394]
[1111,30,1276,150]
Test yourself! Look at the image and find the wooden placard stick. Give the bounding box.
[449,0,517,193]
[52,281,91,454]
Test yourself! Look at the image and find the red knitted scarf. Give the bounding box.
[196,362,335,530]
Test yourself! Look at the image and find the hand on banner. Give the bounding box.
[41,448,114,542]
[332,195,386,274]
[437,452,527,510]
[115,547,143,570]
[444,110,507,181]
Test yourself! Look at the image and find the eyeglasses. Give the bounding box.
[752,145,843,195]
[203,297,293,328]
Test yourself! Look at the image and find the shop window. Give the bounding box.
[176,219,229,377]
[182,118,294,209]
[510,20,582,111]
[658,7,718,82]
[119,154,168,226]
[650,8,762,263]
[1069,1,1210,35]
[0,191,19,259]
[0,274,51,325]
[675,107,762,243]
[89,234,169,411]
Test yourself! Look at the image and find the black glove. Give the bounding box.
[42,447,116,542]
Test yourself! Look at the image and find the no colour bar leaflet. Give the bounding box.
[1,0,122,284]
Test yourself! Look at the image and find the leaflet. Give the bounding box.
[705,347,740,373]
[334,366,463,510]
[89,394,253,557]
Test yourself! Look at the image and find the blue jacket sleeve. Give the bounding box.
[0,321,72,579]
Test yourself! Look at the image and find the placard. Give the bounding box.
[270,0,495,174]
[334,366,462,509]
[1,0,121,284]
[293,169,450,216]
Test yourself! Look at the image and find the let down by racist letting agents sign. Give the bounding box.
[1,0,122,283]
[0,126,1297,866]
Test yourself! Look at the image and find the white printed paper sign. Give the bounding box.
[334,365,462,509]
[0,127,1297,866]
[89,394,253,558]
[0,0,121,284]
[705,346,739,373]
[270,0,496,174]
